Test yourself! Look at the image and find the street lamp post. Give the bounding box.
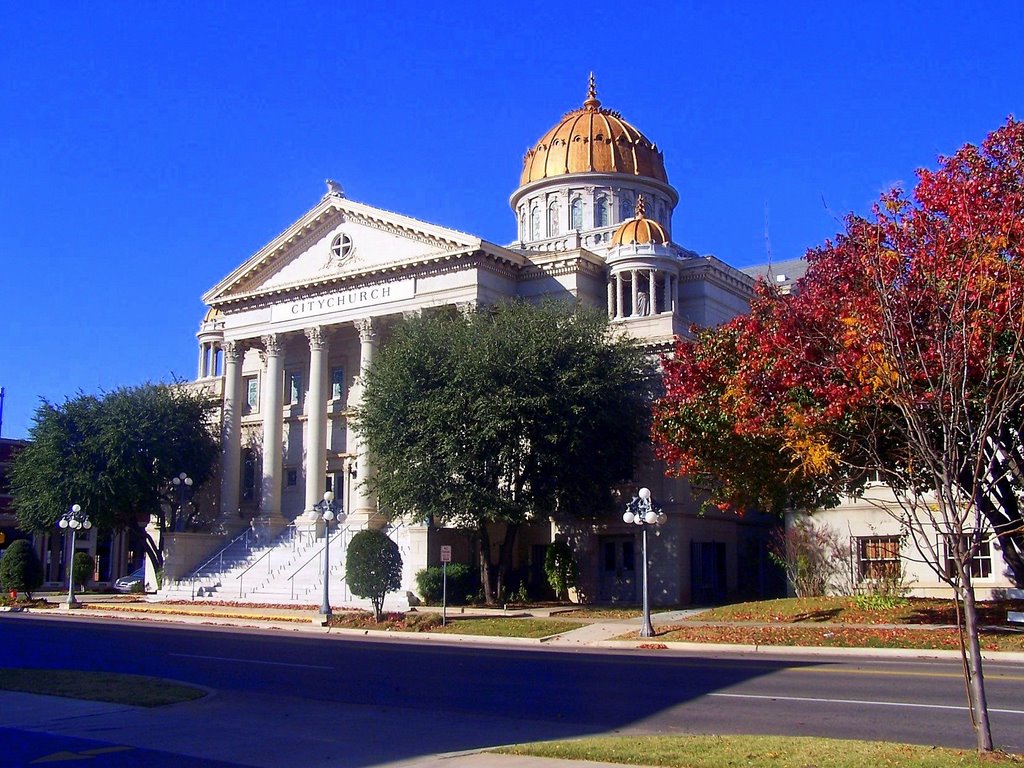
[58,504,92,609]
[623,487,667,638]
[314,491,346,622]
[171,472,193,532]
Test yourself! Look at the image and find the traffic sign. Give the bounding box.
[440,545,452,563]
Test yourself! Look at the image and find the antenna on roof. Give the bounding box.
[763,201,776,283]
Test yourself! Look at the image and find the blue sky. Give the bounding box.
[2,2,1022,440]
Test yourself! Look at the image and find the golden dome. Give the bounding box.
[519,75,668,186]
[202,307,223,323]
[611,196,669,246]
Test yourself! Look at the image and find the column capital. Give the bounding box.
[223,340,242,364]
[354,318,376,344]
[260,333,282,357]
[305,326,327,351]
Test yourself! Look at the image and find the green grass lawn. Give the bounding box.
[649,623,1024,652]
[686,596,1024,626]
[0,669,206,707]
[646,596,1024,651]
[327,611,580,638]
[554,607,645,619]
[435,617,581,638]
[496,735,1023,767]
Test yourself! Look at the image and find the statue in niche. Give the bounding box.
[635,290,649,317]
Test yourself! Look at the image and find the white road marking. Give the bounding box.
[169,653,333,670]
[708,692,1024,715]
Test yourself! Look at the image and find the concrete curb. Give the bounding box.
[15,604,1024,661]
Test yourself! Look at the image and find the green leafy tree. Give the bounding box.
[0,539,44,598]
[357,301,651,604]
[10,384,219,573]
[544,540,579,601]
[345,529,403,621]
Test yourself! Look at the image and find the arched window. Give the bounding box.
[530,204,541,240]
[620,196,633,222]
[518,208,526,239]
[570,197,583,231]
[595,195,609,228]
[547,200,559,236]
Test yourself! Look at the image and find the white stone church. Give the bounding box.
[162,78,782,607]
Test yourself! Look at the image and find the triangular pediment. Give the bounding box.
[203,192,499,305]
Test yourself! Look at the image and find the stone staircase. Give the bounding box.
[157,519,409,611]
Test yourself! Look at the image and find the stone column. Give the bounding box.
[607,279,615,318]
[304,326,328,516]
[197,343,207,379]
[260,333,284,522]
[220,340,244,518]
[649,270,658,314]
[352,318,378,524]
[616,273,625,318]
[630,269,639,317]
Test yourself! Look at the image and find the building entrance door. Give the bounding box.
[598,535,637,602]
[690,541,727,605]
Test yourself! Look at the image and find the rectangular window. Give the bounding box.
[603,542,616,572]
[286,469,297,487]
[621,541,635,572]
[857,536,902,580]
[244,376,259,415]
[944,535,993,579]
[331,366,345,401]
[287,372,302,406]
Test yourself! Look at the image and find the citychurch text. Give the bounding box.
[270,279,415,323]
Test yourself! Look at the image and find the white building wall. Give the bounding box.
[793,485,1018,599]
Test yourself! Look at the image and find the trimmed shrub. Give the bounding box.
[72,552,94,590]
[414,563,475,605]
[345,530,403,621]
[0,540,44,598]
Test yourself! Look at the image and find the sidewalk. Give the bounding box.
[2,688,658,768]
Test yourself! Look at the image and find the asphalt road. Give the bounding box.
[3,613,1024,765]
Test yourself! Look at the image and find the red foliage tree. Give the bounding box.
[653,118,1024,752]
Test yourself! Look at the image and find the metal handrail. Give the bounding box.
[183,527,254,599]
[288,524,357,600]
[235,524,300,597]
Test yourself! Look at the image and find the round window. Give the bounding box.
[330,233,354,261]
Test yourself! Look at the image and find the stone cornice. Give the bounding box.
[519,251,608,282]
[232,212,345,294]
[678,256,756,297]
[347,208,457,248]
[209,247,526,313]
[203,195,497,305]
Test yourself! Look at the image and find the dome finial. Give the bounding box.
[635,194,646,219]
[583,72,601,110]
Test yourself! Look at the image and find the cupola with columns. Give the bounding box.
[606,195,681,325]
